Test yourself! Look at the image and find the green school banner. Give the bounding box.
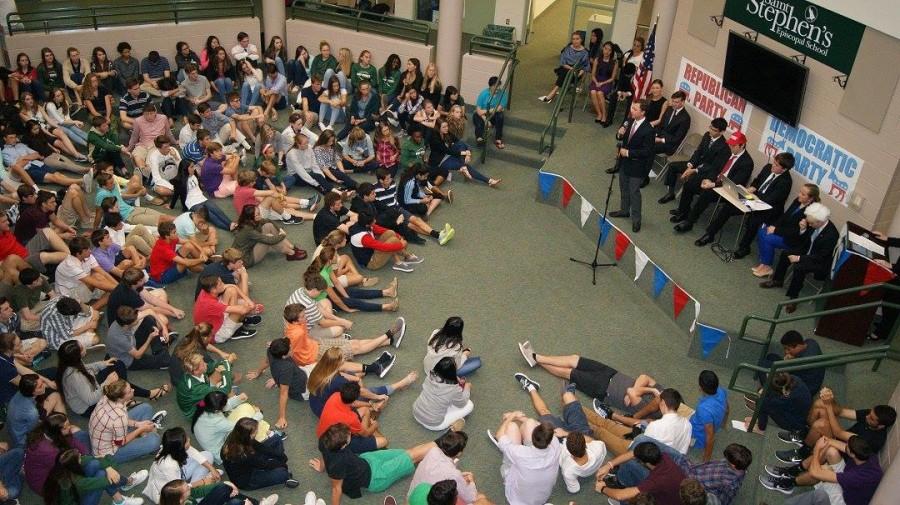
[723,0,865,74]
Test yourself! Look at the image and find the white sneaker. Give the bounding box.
[518,341,536,367]
[260,494,279,505]
[82,171,93,193]
[304,491,317,505]
[121,469,148,491]
[318,121,328,131]
[114,496,144,505]
[316,500,326,505]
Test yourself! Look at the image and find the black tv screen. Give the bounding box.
[723,31,808,127]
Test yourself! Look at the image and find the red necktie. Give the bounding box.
[717,155,737,182]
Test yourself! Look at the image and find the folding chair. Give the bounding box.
[654,132,701,183]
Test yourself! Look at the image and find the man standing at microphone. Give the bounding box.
[609,100,655,233]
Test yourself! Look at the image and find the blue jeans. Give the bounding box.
[341,287,385,312]
[616,435,682,487]
[215,77,234,104]
[110,403,162,464]
[273,57,285,77]
[73,429,92,454]
[457,357,482,377]
[241,82,260,108]
[192,201,232,230]
[80,458,129,505]
[319,102,344,127]
[756,225,788,266]
[238,436,290,490]
[322,69,348,91]
[0,447,23,499]
[59,123,89,147]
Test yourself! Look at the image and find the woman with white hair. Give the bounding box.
[760,201,839,312]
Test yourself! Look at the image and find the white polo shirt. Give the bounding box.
[644,411,692,454]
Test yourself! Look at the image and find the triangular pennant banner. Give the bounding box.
[561,180,575,207]
[614,230,631,260]
[580,198,593,227]
[599,215,613,246]
[652,266,668,298]
[690,301,701,333]
[832,249,851,275]
[634,247,650,281]
[860,261,896,296]
[673,284,689,319]
[538,172,555,199]
[698,324,728,358]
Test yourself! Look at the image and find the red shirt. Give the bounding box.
[0,231,27,261]
[193,289,226,335]
[232,185,257,214]
[149,237,178,281]
[316,392,362,437]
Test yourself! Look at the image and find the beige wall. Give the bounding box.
[663,0,900,231]
[285,19,434,79]
[459,53,505,104]
[5,18,260,67]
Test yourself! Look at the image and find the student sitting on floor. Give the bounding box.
[347,211,422,273]
[407,431,482,504]
[106,305,171,371]
[317,381,388,454]
[221,417,299,490]
[193,274,261,343]
[414,357,474,432]
[148,221,207,286]
[489,413,560,505]
[424,317,481,377]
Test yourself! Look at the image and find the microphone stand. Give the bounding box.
[570,148,621,285]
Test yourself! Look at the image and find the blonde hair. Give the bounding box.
[423,62,441,93]
[103,379,128,401]
[338,48,352,76]
[173,323,212,364]
[307,347,345,396]
[347,127,367,145]
[183,353,206,373]
[237,169,257,186]
[80,72,98,100]
[321,229,347,248]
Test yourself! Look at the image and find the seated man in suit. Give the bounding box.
[609,100,655,233]
[673,131,754,233]
[658,117,729,204]
[695,152,794,247]
[760,202,839,312]
[653,90,691,157]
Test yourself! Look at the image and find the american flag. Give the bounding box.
[632,20,656,99]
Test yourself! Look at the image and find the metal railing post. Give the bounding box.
[91,8,98,30]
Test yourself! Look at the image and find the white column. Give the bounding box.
[436,0,464,88]
[262,0,286,43]
[650,0,678,83]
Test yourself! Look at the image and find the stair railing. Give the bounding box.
[538,64,581,155]
[728,345,900,431]
[473,41,520,164]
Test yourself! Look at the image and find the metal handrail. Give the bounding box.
[738,281,900,363]
[728,345,899,431]
[289,1,431,45]
[7,0,256,35]
[538,64,581,155]
[468,35,517,58]
[476,43,519,164]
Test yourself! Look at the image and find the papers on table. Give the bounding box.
[848,231,885,256]
[739,198,772,212]
[731,419,748,432]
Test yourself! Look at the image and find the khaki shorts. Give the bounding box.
[315,337,354,360]
[132,145,151,165]
[127,207,161,226]
[214,316,243,344]
[57,202,80,227]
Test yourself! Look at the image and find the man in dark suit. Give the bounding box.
[658,117,729,204]
[761,202,839,312]
[609,99,655,232]
[654,90,692,156]
[673,131,754,233]
[695,152,795,247]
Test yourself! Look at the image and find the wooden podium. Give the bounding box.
[815,222,895,346]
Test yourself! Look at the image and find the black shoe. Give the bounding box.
[605,167,619,174]
[669,208,682,215]
[759,280,784,289]
[603,474,626,489]
[231,327,258,340]
[673,221,693,233]
[285,478,300,488]
[775,448,804,464]
[733,247,750,259]
[368,351,396,378]
[608,211,629,218]
[632,222,641,233]
[777,430,805,446]
[759,475,795,495]
[658,192,675,204]
[282,216,304,225]
[514,372,541,392]
[243,314,262,326]
[694,233,713,246]
[765,464,804,478]
[409,234,427,245]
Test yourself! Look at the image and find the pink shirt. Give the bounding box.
[128,114,176,149]
[232,185,257,214]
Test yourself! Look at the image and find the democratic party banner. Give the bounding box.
[675,58,754,132]
[723,0,864,74]
[758,115,864,206]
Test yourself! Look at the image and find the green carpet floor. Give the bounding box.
[10,1,899,505]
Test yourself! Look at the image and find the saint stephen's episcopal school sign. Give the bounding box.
[724,0,865,74]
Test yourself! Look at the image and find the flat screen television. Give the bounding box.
[723,31,808,127]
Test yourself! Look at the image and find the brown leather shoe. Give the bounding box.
[785,303,798,314]
[759,280,784,288]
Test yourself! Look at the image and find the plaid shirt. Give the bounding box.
[88,396,129,457]
[672,453,745,505]
[375,138,399,167]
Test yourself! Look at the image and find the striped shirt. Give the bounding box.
[373,182,399,208]
[183,140,204,164]
[285,287,323,329]
[40,298,76,350]
[118,91,152,118]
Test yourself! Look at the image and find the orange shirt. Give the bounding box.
[316,391,362,437]
[285,320,317,366]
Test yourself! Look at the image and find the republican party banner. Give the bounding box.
[758,115,864,206]
[675,58,753,132]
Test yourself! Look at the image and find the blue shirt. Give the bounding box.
[690,387,727,449]
[140,56,171,79]
[95,185,134,220]
[476,87,508,111]
[7,392,38,447]
[183,140,204,163]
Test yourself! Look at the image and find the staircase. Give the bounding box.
[469,115,558,170]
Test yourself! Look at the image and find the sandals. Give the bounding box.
[150,384,171,401]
